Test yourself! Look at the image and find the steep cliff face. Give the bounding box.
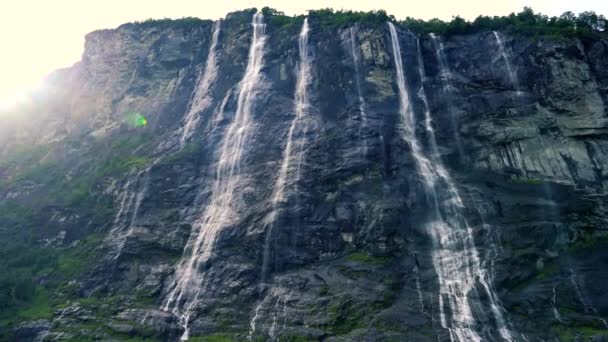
[1,9,607,342]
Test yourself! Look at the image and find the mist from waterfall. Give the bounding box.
[389,23,513,342]
[162,12,267,340]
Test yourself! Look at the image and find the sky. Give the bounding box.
[0,0,606,110]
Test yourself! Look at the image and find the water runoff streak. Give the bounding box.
[349,26,369,155]
[389,23,513,342]
[105,21,223,261]
[162,13,267,340]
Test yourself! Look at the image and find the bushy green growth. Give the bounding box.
[346,252,391,266]
[512,178,544,185]
[0,233,102,326]
[550,323,608,340]
[400,7,607,39]
[188,334,236,342]
[16,287,52,320]
[283,335,317,342]
[261,7,303,28]
[125,17,207,30]
[326,296,367,334]
[308,8,393,27]
[0,201,35,228]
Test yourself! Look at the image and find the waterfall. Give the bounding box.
[349,26,369,155]
[105,160,156,260]
[492,31,520,94]
[248,287,291,341]
[552,286,564,323]
[389,23,513,342]
[429,33,464,161]
[37,307,68,342]
[162,13,267,341]
[179,20,222,146]
[104,21,223,260]
[249,19,311,340]
[260,18,312,282]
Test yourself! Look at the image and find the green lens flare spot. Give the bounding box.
[135,115,148,127]
[123,111,148,128]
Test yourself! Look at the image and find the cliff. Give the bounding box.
[1,8,607,342]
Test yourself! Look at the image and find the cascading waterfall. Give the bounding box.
[429,33,464,161]
[492,31,520,94]
[389,23,513,342]
[179,20,222,146]
[104,21,223,261]
[349,26,369,155]
[250,18,311,340]
[162,12,267,340]
[260,17,311,282]
[248,288,291,341]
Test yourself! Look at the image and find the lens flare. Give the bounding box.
[123,111,148,128]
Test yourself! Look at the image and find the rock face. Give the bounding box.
[1,9,608,342]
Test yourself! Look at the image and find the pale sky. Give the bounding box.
[1,0,606,110]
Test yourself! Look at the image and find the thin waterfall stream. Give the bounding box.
[429,33,464,162]
[179,20,222,147]
[162,12,267,341]
[261,17,311,281]
[104,21,223,261]
[389,22,514,342]
[492,31,520,94]
[349,26,369,155]
[251,18,311,340]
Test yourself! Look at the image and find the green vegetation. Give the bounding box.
[125,17,207,29]
[326,296,367,334]
[260,7,391,28]
[0,233,101,329]
[550,323,608,340]
[400,7,607,39]
[188,334,236,342]
[117,7,606,41]
[346,252,391,266]
[308,8,391,27]
[283,335,317,342]
[260,6,608,41]
[512,178,544,185]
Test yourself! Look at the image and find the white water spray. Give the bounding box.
[162,13,267,340]
[390,23,513,342]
